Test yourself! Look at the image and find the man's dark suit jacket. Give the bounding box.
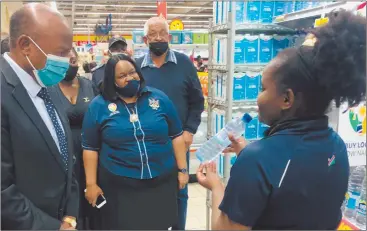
[0,56,79,229]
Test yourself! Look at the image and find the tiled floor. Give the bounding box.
[186,183,209,230]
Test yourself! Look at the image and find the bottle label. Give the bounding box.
[357,200,366,215]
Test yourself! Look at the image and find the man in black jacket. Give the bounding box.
[1,3,79,229]
[136,17,204,230]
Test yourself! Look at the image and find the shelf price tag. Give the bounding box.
[314,17,329,28]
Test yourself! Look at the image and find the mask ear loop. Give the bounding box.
[27,36,47,57]
[25,56,37,71]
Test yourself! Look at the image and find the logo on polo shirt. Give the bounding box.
[328,154,336,167]
[108,103,117,112]
[149,98,160,110]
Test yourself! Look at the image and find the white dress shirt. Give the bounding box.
[4,53,64,152]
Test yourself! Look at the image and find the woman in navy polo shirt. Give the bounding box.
[81,54,189,230]
[197,10,366,230]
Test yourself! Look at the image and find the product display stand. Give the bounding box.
[205,2,295,229]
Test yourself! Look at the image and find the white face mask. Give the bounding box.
[109,50,125,56]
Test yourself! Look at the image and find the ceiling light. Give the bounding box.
[74,12,212,17]
[74,18,209,24]
[73,3,212,10]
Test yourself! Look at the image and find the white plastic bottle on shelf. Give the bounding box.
[344,166,366,219]
[195,114,253,163]
[356,177,366,227]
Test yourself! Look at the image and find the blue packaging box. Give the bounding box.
[259,35,273,63]
[170,31,182,44]
[260,1,275,23]
[294,1,305,11]
[245,116,259,140]
[234,37,245,64]
[132,30,144,44]
[233,73,246,101]
[182,31,193,44]
[235,1,245,24]
[274,1,286,16]
[272,35,290,58]
[244,35,259,63]
[284,0,295,14]
[245,71,260,100]
[245,1,261,22]
[258,122,270,138]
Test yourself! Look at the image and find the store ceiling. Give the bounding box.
[55,1,213,34]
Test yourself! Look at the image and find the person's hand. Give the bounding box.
[60,222,76,230]
[85,184,103,207]
[178,172,189,189]
[223,133,248,156]
[196,162,223,191]
[183,131,194,150]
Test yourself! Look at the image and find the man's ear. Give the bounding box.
[18,35,32,56]
[143,36,148,46]
[281,89,295,110]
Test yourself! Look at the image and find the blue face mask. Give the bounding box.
[25,37,70,87]
[115,80,140,98]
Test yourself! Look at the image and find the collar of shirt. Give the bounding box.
[141,49,177,68]
[3,53,41,98]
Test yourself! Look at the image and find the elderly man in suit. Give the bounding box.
[1,3,79,230]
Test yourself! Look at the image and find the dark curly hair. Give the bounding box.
[273,10,366,117]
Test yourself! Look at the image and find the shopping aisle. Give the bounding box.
[186,183,207,230]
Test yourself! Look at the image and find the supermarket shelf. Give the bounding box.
[208,64,266,72]
[339,217,365,230]
[208,98,258,108]
[274,1,360,29]
[209,23,295,35]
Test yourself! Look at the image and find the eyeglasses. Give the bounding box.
[119,70,138,79]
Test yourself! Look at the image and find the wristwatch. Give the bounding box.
[63,216,77,228]
[178,168,188,174]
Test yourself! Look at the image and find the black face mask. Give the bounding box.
[64,65,79,81]
[149,42,169,56]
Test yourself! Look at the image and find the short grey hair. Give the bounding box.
[143,16,169,36]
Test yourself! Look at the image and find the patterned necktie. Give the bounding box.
[37,87,68,170]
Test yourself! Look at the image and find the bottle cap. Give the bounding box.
[242,113,252,123]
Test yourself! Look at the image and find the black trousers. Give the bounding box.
[90,165,178,230]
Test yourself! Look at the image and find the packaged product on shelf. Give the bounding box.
[222,1,228,24]
[214,37,227,64]
[258,73,263,93]
[182,31,193,44]
[245,1,261,22]
[217,0,223,25]
[234,36,245,64]
[233,72,246,101]
[284,0,295,14]
[272,35,290,58]
[259,34,273,63]
[235,1,245,24]
[294,1,305,11]
[245,71,261,100]
[274,1,286,17]
[344,166,366,219]
[303,1,314,9]
[245,111,259,140]
[214,72,226,101]
[260,0,275,23]
[193,33,205,44]
[311,1,320,8]
[356,177,366,227]
[170,31,182,44]
[244,34,259,63]
[213,0,218,25]
[132,30,144,44]
[258,122,269,138]
[204,34,209,44]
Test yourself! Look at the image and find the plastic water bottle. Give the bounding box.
[344,166,366,219]
[195,113,252,163]
[356,178,366,227]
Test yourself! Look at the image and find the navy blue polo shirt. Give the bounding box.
[219,117,349,229]
[81,86,183,179]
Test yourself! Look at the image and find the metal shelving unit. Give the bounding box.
[205,2,296,229]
